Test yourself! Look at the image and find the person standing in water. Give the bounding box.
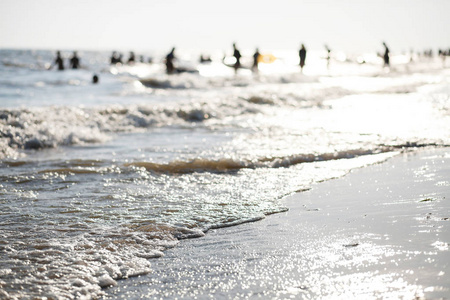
[49,51,64,70]
[232,43,242,73]
[92,74,99,84]
[324,45,331,69]
[383,42,390,67]
[127,51,136,64]
[110,51,120,64]
[69,51,81,69]
[165,47,176,74]
[299,44,307,73]
[252,48,261,73]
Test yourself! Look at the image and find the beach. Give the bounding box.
[2,0,450,297]
[1,49,449,299]
[105,148,450,299]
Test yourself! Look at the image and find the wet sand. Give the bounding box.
[106,148,450,299]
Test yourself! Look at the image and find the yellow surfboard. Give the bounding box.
[258,54,277,64]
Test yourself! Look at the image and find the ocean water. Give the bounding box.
[0,49,449,299]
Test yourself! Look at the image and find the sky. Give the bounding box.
[1,0,449,54]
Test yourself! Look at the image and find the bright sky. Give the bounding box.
[1,0,449,54]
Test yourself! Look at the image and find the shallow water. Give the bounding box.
[105,149,450,299]
[0,49,449,299]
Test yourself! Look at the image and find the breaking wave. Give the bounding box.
[124,147,427,174]
[0,84,344,159]
[0,104,215,159]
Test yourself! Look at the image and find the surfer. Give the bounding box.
[383,42,390,67]
[165,47,176,74]
[252,48,260,72]
[299,44,307,73]
[69,51,81,69]
[232,43,242,73]
[49,51,64,71]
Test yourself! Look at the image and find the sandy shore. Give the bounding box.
[106,148,450,299]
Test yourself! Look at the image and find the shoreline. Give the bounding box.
[106,147,450,299]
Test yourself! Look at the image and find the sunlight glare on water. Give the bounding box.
[0,48,449,299]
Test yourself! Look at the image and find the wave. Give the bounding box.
[124,148,403,174]
[125,158,248,173]
[38,167,99,174]
[137,71,322,90]
[0,104,213,159]
[1,68,448,161]
[6,145,429,176]
[0,222,188,299]
[1,85,341,159]
[1,61,48,70]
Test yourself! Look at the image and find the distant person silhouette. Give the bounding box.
[92,74,99,84]
[110,51,121,64]
[232,43,242,73]
[49,51,64,70]
[165,47,176,74]
[439,49,447,67]
[324,45,331,69]
[110,51,117,64]
[69,51,81,69]
[252,48,261,72]
[299,44,307,73]
[127,52,136,64]
[199,54,212,63]
[383,42,390,67]
[409,49,414,63]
